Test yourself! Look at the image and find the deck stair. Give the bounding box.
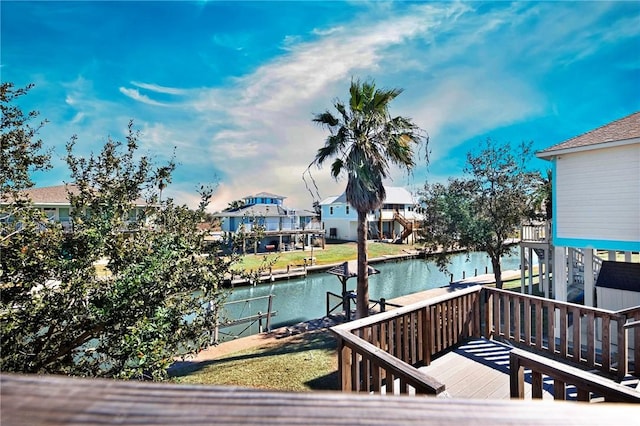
[393,212,413,242]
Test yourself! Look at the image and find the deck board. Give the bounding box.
[419,338,554,400]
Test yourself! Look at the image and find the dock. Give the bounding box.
[385,269,522,307]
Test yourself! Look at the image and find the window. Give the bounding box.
[43,208,57,222]
[330,207,334,215]
[346,206,350,215]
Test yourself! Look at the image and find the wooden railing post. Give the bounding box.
[509,353,524,399]
[617,318,627,380]
[338,338,352,392]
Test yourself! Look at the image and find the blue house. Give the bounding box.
[215,191,321,253]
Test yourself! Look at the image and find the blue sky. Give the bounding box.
[2,1,639,211]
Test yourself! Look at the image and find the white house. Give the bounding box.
[536,111,640,310]
[320,186,421,243]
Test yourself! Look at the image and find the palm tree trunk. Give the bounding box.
[356,210,369,319]
[492,256,503,290]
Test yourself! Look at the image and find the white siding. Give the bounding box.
[556,144,640,242]
[596,287,640,311]
[323,219,356,241]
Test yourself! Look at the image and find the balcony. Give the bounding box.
[331,286,640,402]
[521,222,551,243]
[2,286,639,423]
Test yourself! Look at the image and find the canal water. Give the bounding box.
[217,249,529,341]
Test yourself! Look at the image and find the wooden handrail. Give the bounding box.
[331,285,482,395]
[509,348,640,403]
[332,285,637,397]
[333,285,483,334]
[484,287,631,378]
[4,373,640,425]
[617,305,640,316]
[332,327,445,395]
[624,320,640,329]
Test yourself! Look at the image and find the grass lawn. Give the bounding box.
[173,273,545,391]
[231,240,420,272]
[171,331,338,392]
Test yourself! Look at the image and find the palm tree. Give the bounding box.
[312,78,427,318]
[154,165,174,205]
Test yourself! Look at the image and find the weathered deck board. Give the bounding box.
[2,373,638,426]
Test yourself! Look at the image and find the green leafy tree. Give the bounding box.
[0,82,51,197]
[530,168,552,221]
[419,139,538,289]
[312,78,427,318]
[1,83,58,302]
[1,102,233,379]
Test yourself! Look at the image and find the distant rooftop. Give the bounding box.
[537,111,640,158]
[1,184,147,206]
[243,192,286,200]
[320,186,416,206]
[2,185,78,204]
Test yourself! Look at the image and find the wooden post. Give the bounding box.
[509,353,524,399]
[380,298,386,313]
[213,308,219,345]
[554,379,566,400]
[343,292,351,321]
[520,244,526,295]
[326,292,331,317]
[618,319,627,380]
[266,295,273,332]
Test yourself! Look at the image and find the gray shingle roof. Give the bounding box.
[537,111,640,158]
[320,186,416,206]
[1,184,147,206]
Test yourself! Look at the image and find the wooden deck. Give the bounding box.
[419,338,554,400]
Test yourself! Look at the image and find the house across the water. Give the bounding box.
[0,184,150,231]
[215,191,321,253]
[320,186,421,244]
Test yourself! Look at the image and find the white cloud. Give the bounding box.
[29,1,638,214]
[119,87,168,106]
[130,81,188,95]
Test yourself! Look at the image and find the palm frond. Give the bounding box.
[313,111,339,127]
[330,158,344,179]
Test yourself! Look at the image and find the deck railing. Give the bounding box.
[332,285,640,397]
[520,222,551,242]
[331,286,482,396]
[509,348,640,402]
[485,287,640,379]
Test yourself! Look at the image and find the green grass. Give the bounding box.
[232,240,420,272]
[171,331,338,392]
